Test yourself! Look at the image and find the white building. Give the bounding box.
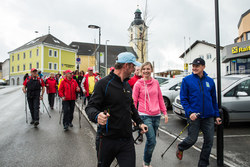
[2,58,10,84]
[179,40,228,78]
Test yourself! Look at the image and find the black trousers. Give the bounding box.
[96,133,136,167]
[62,100,75,126]
[27,96,40,121]
[48,93,55,108]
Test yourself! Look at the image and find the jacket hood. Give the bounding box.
[137,77,156,85]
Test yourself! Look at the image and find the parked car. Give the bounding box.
[172,75,250,126]
[160,77,183,108]
[0,79,7,85]
[154,76,169,85]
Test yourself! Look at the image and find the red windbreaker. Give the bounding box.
[59,78,79,101]
[46,77,57,94]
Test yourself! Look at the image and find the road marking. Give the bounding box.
[197,134,250,139]
[158,127,237,167]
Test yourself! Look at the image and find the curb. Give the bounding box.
[75,102,97,132]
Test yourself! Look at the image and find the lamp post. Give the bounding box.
[214,0,223,166]
[88,25,101,72]
[105,40,110,75]
[72,45,80,71]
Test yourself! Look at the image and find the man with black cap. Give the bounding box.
[176,58,222,167]
[85,52,148,167]
[59,69,80,130]
[22,68,45,127]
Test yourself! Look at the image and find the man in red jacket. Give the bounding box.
[59,69,80,130]
[81,67,100,102]
[45,72,57,109]
[128,66,142,89]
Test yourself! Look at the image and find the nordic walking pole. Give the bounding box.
[79,106,81,128]
[161,113,200,158]
[41,99,51,118]
[25,93,28,123]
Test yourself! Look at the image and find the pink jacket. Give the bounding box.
[133,78,167,116]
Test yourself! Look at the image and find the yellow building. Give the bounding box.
[235,9,250,43]
[223,9,250,74]
[128,8,148,63]
[8,34,76,85]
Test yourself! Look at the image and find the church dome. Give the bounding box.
[131,8,145,26]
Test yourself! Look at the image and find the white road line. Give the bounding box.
[158,127,237,167]
[197,134,250,139]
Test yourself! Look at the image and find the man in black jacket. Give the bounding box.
[86,52,148,167]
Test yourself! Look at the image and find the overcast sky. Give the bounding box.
[0,0,249,72]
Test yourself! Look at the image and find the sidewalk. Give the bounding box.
[75,99,232,167]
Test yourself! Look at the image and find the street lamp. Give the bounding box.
[71,45,80,71]
[88,25,101,72]
[105,40,110,75]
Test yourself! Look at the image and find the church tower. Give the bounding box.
[128,8,148,63]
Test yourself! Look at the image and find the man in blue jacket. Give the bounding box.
[176,58,222,167]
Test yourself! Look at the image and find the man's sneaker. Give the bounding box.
[176,147,183,160]
[34,121,39,127]
[30,120,34,125]
[64,125,69,131]
[69,123,73,127]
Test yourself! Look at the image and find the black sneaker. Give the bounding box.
[64,125,69,131]
[30,120,34,125]
[69,123,73,127]
[34,121,39,127]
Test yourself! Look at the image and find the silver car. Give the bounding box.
[160,77,183,108]
[172,75,250,126]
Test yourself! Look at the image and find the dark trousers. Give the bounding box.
[48,93,55,108]
[62,100,75,126]
[27,96,40,121]
[178,117,214,167]
[96,130,136,167]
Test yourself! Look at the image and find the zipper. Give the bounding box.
[200,78,205,118]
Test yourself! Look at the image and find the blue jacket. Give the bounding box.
[180,71,220,118]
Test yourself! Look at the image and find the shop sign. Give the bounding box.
[232,45,250,54]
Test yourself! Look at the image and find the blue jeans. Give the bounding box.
[178,117,214,167]
[140,116,160,165]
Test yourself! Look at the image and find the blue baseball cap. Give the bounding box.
[116,52,141,67]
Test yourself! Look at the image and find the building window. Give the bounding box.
[206,53,212,59]
[12,55,14,61]
[54,63,58,70]
[17,65,20,72]
[199,55,204,59]
[18,54,19,60]
[23,64,25,71]
[36,62,39,69]
[49,62,53,69]
[29,63,32,70]
[49,49,53,57]
[241,35,244,42]
[246,32,250,41]
[37,49,39,56]
[23,52,26,59]
[131,34,133,41]
[30,51,32,58]
[54,50,58,58]
[12,66,14,72]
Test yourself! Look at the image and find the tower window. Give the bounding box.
[131,34,133,41]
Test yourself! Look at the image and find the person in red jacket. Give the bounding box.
[59,69,80,130]
[81,67,100,102]
[45,72,57,109]
[128,66,142,89]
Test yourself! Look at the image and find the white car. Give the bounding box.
[160,78,183,108]
[172,75,250,126]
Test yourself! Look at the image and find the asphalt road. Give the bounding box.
[0,86,244,167]
[159,110,250,167]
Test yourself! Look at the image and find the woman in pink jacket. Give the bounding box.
[133,62,168,167]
